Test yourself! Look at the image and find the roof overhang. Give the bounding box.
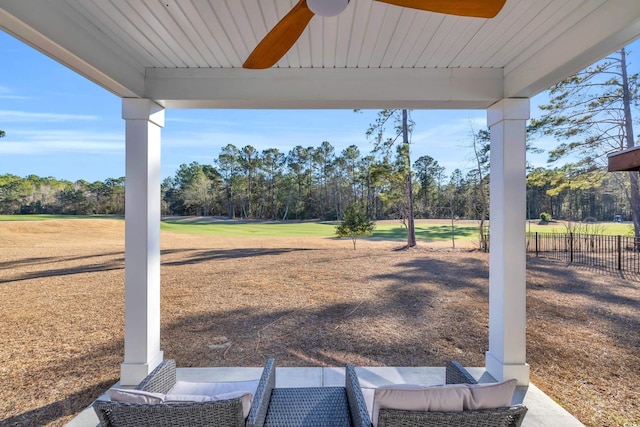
[608,146,640,172]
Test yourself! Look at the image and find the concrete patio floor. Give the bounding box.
[68,365,584,427]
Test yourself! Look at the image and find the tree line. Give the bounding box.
[0,174,124,215]
[1,47,638,235]
[0,142,631,224]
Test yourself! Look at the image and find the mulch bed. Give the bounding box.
[0,219,638,426]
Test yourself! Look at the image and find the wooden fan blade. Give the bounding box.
[374,0,506,18]
[243,0,315,69]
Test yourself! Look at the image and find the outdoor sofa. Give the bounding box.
[93,358,275,427]
[346,361,528,427]
[93,358,526,427]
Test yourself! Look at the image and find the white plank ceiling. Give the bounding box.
[61,0,588,69]
[2,0,640,109]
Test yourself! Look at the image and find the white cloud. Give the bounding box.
[0,86,30,100]
[412,117,486,146]
[0,110,98,123]
[162,128,345,153]
[0,129,124,154]
[0,95,30,100]
[165,117,218,125]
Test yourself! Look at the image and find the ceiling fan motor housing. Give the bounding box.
[307,0,350,17]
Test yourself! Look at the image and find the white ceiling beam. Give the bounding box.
[504,0,640,98]
[0,1,145,98]
[145,67,504,110]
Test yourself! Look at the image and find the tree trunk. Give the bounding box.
[282,186,291,221]
[367,173,373,220]
[227,187,234,218]
[472,129,488,250]
[423,184,430,219]
[403,109,417,247]
[620,48,640,247]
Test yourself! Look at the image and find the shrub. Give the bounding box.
[539,212,552,223]
[335,203,375,250]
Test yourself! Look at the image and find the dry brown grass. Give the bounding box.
[0,219,638,427]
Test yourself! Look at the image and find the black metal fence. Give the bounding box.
[526,232,640,273]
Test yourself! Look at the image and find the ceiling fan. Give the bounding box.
[243,0,506,69]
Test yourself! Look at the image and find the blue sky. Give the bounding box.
[1,30,637,183]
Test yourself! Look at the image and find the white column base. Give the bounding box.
[120,351,164,386]
[486,351,530,386]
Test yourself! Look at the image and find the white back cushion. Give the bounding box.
[369,379,518,427]
[466,379,517,410]
[371,384,470,427]
[361,387,376,421]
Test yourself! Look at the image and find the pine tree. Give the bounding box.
[530,47,640,239]
[364,109,417,247]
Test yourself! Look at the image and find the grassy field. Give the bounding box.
[161,218,638,238]
[161,217,481,241]
[161,219,337,237]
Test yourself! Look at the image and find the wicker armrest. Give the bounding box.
[94,399,246,427]
[345,364,373,427]
[136,359,177,394]
[378,405,528,427]
[247,358,276,427]
[445,360,478,385]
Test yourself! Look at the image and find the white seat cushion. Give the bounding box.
[108,388,164,404]
[169,380,259,397]
[108,379,260,419]
[163,394,218,402]
[168,380,260,418]
[164,390,253,416]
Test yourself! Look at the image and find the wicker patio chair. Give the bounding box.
[93,358,275,427]
[345,361,528,427]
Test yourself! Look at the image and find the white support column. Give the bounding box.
[120,98,165,386]
[486,98,530,386]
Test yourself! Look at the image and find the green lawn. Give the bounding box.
[160,220,337,237]
[525,220,635,236]
[160,219,479,241]
[1,214,634,239]
[163,218,635,239]
[373,223,478,240]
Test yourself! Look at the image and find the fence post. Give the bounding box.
[535,232,539,257]
[618,235,622,270]
[570,232,574,263]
